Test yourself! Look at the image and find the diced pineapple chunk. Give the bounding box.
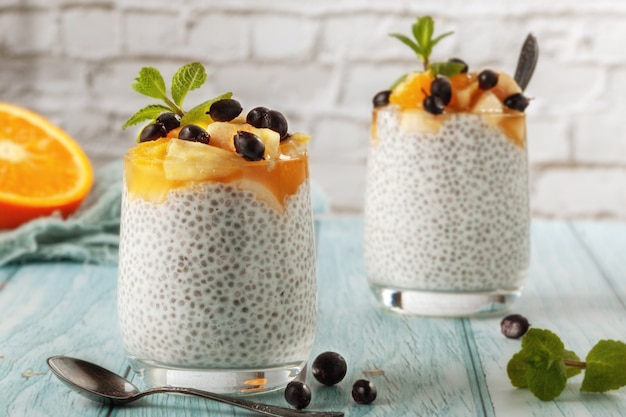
[163,139,241,182]
[471,91,504,113]
[492,72,522,102]
[205,122,280,160]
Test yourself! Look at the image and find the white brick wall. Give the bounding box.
[1,0,625,219]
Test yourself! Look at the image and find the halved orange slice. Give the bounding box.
[0,102,93,229]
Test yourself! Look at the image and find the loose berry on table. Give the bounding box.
[351,379,377,404]
[312,351,347,386]
[284,381,312,410]
[500,313,531,339]
[478,69,499,90]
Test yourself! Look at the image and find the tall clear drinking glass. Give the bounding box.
[364,107,530,316]
[118,150,317,394]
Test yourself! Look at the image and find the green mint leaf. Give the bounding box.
[171,62,207,107]
[527,359,567,401]
[429,62,466,77]
[581,340,626,392]
[414,16,434,52]
[122,104,171,129]
[389,33,423,58]
[391,16,454,70]
[507,328,569,401]
[132,67,168,101]
[180,92,233,126]
[507,351,530,388]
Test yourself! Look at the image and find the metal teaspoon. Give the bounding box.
[47,356,343,417]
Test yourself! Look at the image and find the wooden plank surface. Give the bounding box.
[1,219,626,417]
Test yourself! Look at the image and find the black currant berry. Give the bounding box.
[448,57,469,73]
[351,379,377,405]
[312,351,347,386]
[178,124,210,144]
[423,95,445,115]
[208,98,243,122]
[478,70,499,90]
[430,76,452,106]
[500,314,531,339]
[155,112,181,133]
[246,107,289,140]
[284,381,311,410]
[246,107,271,128]
[267,110,289,141]
[372,90,391,108]
[503,93,530,112]
[234,131,265,161]
[139,123,166,143]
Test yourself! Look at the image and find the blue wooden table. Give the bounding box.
[2,218,626,417]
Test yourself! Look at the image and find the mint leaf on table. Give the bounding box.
[122,104,172,129]
[581,340,626,392]
[180,92,232,126]
[171,62,207,107]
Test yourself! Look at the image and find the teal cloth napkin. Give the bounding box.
[0,160,330,266]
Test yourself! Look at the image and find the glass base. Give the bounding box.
[128,358,307,395]
[370,284,521,317]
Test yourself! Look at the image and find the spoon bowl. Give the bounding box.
[47,356,343,417]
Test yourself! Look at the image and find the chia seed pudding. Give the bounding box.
[118,159,317,391]
[364,107,530,315]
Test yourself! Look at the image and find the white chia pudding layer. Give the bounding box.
[364,107,530,292]
[118,181,317,369]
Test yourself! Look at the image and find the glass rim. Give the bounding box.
[123,152,309,167]
[374,106,526,119]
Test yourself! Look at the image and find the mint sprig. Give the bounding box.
[123,62,226,131]
[390,16,464,79]
[507,328,626,401]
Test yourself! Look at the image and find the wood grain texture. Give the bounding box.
[1,219,626,416]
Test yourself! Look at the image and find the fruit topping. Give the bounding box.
[139,123,167,143]
[389,72,433,109]
[163,139,240,182]
[208,98,243,122]
[234,131,265,161]
[156,112,181,132]
[500,313,531,339]
[423,94,445,115]
[448,57,468,73]
[351,379,377,404]
[284,381,312,410]
[312,351,347,386]
[372,90,391,108]
[503,93,530,112]
[246,107,289,141]
[178,124,210,144]
[478,70,499,90]
[430,76,452,105]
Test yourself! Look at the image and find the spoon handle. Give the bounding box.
[514,33,539,91]
[142,386,344,417]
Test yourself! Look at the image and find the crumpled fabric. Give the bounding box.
[0,160,330,266]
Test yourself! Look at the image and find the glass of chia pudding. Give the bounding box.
[118,64,317,393]
[364,18,535,316]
